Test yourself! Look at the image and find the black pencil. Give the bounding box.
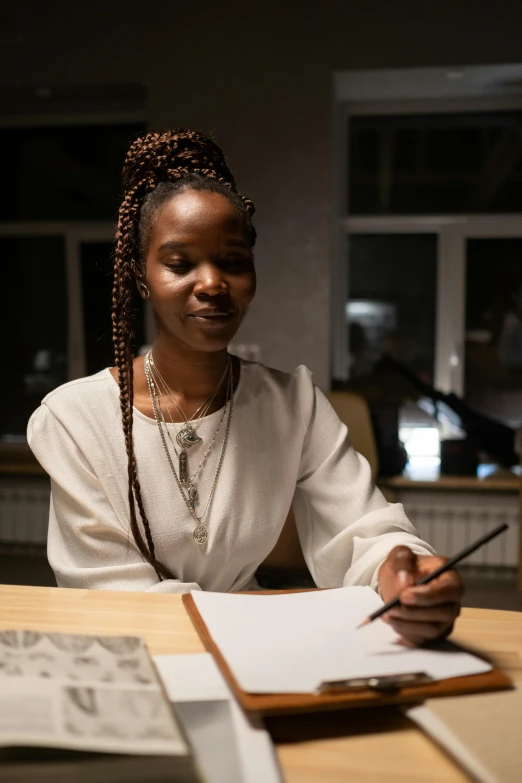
[358,522,509,627]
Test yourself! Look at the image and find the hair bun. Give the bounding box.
[121,129,237,195]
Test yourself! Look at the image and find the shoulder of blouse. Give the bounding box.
[41,368,114,402]
[239,359,314,391]
[238,360,320,434]
[30,368,116,425]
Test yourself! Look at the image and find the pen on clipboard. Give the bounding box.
[357,522,509,629]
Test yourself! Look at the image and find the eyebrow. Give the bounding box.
[157,241,189,253]
[157,238,250,252]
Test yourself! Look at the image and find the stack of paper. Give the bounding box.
[154,653,282,783]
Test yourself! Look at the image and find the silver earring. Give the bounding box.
[137,281,150,299]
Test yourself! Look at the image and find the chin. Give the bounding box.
[184,317,243,352]
[182,328,238,354]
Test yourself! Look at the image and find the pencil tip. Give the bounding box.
[356,618,369,629]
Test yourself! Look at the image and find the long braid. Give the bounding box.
[112,184,172,580]
[112,129,255,581]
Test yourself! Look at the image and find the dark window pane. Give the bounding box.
[81,242,145,376]
[0,124,145,221]
[0,237,67,438]
[346,234,437,381]
[465,237,522,427]
[349,112,522,215]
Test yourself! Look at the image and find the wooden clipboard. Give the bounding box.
[182,591,513,717]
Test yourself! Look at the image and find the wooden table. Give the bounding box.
[1,585,520,783]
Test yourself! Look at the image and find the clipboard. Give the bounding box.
[182,591,513,717]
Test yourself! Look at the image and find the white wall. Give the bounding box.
[4,0,522,387]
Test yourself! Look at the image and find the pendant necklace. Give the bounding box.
[144,353,234,544]
[147,352,228,484]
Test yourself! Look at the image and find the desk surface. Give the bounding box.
[1,584,520,783]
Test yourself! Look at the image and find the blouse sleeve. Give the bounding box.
[27,405,202,594]
[292,380,434,590]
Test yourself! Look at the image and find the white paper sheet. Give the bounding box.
[154,653,283,783]
[191,588,492,693]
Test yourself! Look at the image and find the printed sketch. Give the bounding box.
[96,636,142,655]
[0,631,155,685]
[0,630,188,760]
[0,630,42,648]
[63,686,175,741]
[47,634,93,653]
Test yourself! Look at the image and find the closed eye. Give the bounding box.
[166,262,193,274]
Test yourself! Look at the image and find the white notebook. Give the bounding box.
[191,587,491,694]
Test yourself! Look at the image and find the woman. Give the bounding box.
[28,129,462,645]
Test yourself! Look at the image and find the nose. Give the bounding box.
[193,263,228,298]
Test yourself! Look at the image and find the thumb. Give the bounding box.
[387,545,418,590]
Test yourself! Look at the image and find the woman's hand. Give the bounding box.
[377,546,463,646]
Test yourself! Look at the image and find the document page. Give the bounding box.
[191,588,491,693]
[0,630,189,757]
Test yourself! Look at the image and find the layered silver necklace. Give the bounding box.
[144,351,234,545]
[148,353,228,483]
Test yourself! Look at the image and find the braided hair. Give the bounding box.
[112,129,256,580]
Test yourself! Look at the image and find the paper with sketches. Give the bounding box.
[191,588,491,693]
[0,630,188,756]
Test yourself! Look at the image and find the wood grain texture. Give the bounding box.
[1,585,520,783]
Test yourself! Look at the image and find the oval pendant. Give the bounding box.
[176,426,202,449]
[193,525,208,545]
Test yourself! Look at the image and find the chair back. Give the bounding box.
[327,391,379,480]
[260,391,378,579]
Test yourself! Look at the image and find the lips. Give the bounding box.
[189,310,233,318]
[187,310,235,327]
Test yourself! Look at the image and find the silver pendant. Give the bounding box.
[193,525,208,545]
[187,483,198,510]
[179,451,188,484]
[176,425,202,449]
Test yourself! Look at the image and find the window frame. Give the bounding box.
[332,72,522,396]
[0,221,117,382]
[0,222,154,450]
[0,108,149,452]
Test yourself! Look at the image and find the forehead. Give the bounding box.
[150,189,246,243]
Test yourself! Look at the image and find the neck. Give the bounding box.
[150,338,230,405]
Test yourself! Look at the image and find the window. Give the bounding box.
[334,67,522,467]
[347,234,437,381]
[1,119,147,441]
[0,124,144,221]
[465,237,522,427]
[349,111,522,215]
[1,237,67,438]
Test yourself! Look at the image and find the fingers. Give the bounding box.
[384,617,452,645]
[386,545,419,587]
[377,552,464,645]
[386,601,461,625]
[401,569,464,607]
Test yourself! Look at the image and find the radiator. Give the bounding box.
[0,479,50,545]
[402,491,519,567]
[0,481,519,568]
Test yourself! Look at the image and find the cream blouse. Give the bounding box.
[27,360,433,593]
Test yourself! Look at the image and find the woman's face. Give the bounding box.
[143,189,256,353]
